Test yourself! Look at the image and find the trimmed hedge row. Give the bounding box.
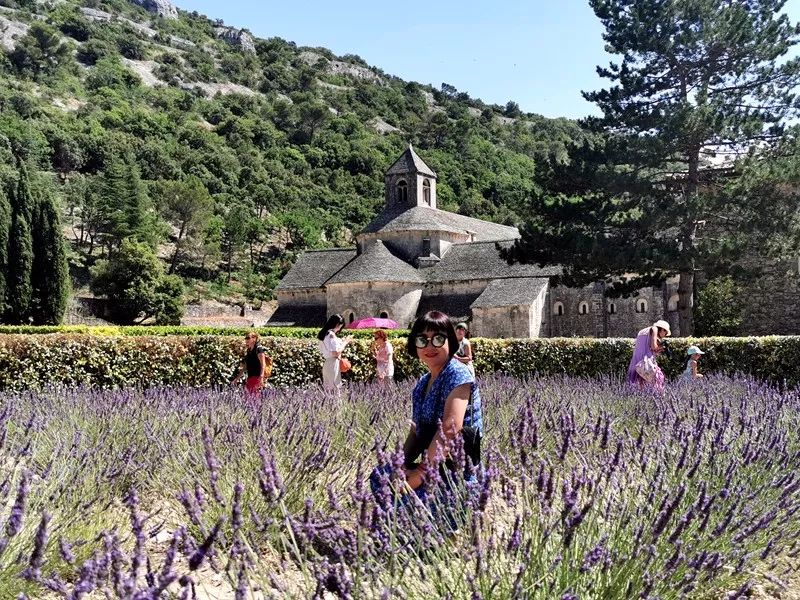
[0,334,797,390]
[0,325,409,339]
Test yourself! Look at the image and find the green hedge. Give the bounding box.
[0,334,797,390]
[0,325,409,339]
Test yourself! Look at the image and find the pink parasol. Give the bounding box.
[347,317,398,330]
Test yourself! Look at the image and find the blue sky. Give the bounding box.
[174,0,800,119]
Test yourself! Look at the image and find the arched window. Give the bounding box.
[578,301,589,315]
[553,302,564,316]
[396,180,408,204]
[346,311,355,324]
[607,302,617,315]
[422,179,431,205]
[667,294,679,312]
[636,299,648,313]
[379,310,389,318]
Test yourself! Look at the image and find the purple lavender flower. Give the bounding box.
[21,511,50,581]
[5,469,30,538]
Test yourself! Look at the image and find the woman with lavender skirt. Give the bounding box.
[627,319,671,390]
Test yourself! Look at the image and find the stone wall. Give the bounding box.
[358,230,469,264]
[736,259,800,335]
[276,288,326,307]
[544,283,669,338]
[471,282,547,338]
[325,281,422,326]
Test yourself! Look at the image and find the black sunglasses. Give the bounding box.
[414,333,447,349]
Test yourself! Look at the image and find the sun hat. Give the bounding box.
[455,322,468,330]
[653,319,672,337]
[687,345,705,356]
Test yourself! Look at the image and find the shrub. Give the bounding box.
[0,333,798,390]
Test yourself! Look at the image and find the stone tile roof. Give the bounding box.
[471,277,549,309]
[362,206,519,241]
[275,248,356,290]
[417,293,479,321]
[327,240,425,284]
[267,304,326,327]
[385,145,437,177]
[426,241,561,283]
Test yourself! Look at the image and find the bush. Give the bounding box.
[0,333,798,390]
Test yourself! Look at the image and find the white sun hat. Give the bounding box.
[687,346,705,356]
[653,319,672,337]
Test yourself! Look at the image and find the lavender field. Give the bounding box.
[1,376,799,599]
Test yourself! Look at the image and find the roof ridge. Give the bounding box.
[304,247,355,253]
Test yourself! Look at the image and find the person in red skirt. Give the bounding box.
[231,331,271,394]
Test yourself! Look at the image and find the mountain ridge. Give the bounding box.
[0,0,586,319]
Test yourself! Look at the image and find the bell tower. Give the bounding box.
[384,145,437,210]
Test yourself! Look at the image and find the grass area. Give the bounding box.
[0,375,797,597]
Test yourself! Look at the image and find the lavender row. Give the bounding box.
[0,375,797,598]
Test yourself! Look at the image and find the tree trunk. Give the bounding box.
[169,222,186,275]
[677,269,694,336]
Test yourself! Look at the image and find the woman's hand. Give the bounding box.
[403,465,425,491]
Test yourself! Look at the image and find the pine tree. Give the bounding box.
[30,184,70,324]
[6,160,34,323]
[506,0,800,335]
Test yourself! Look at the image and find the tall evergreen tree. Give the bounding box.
[0,188,11,314]
[506,0,800,335]
[6,160,34,323]
[99,156,159,253]
[30,183,70,324]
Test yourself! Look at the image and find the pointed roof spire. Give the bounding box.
[385,145,437,178]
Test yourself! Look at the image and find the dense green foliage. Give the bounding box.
[506,0,800,334]
[0,0,586,318]
[0,159,70,323]
[89,239,184,324]
[0,332,798,389]
[695,276,744,337]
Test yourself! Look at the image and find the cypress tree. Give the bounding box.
[31,183,70,324]
[0,188,11,314]
[6,160,33,323]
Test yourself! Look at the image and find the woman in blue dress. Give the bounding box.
[371,311,483,500]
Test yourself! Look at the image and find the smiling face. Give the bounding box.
[245,333,257,350]
[415,328,450,372]
[456,328,465,341]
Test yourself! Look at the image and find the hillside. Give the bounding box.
[0,0,586,318]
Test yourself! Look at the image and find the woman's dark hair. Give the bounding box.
[317,314,345,341]
[407,311,459,359]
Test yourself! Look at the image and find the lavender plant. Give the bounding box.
[0,375,796,598]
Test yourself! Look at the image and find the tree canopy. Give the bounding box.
[506,0,800,334]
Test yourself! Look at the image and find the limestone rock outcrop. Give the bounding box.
[130,0,178,20]
[214,27,256,53]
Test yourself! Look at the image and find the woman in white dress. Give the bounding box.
[317,314,352,391]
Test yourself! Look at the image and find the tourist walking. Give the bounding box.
[231,331,271,395]
[454,322,475,377]
[371,329,394,384]
[317,314,352,392]
[682,345,705,381]
[627,319,671,390]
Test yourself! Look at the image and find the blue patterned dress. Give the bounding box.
[412,358,483,436]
